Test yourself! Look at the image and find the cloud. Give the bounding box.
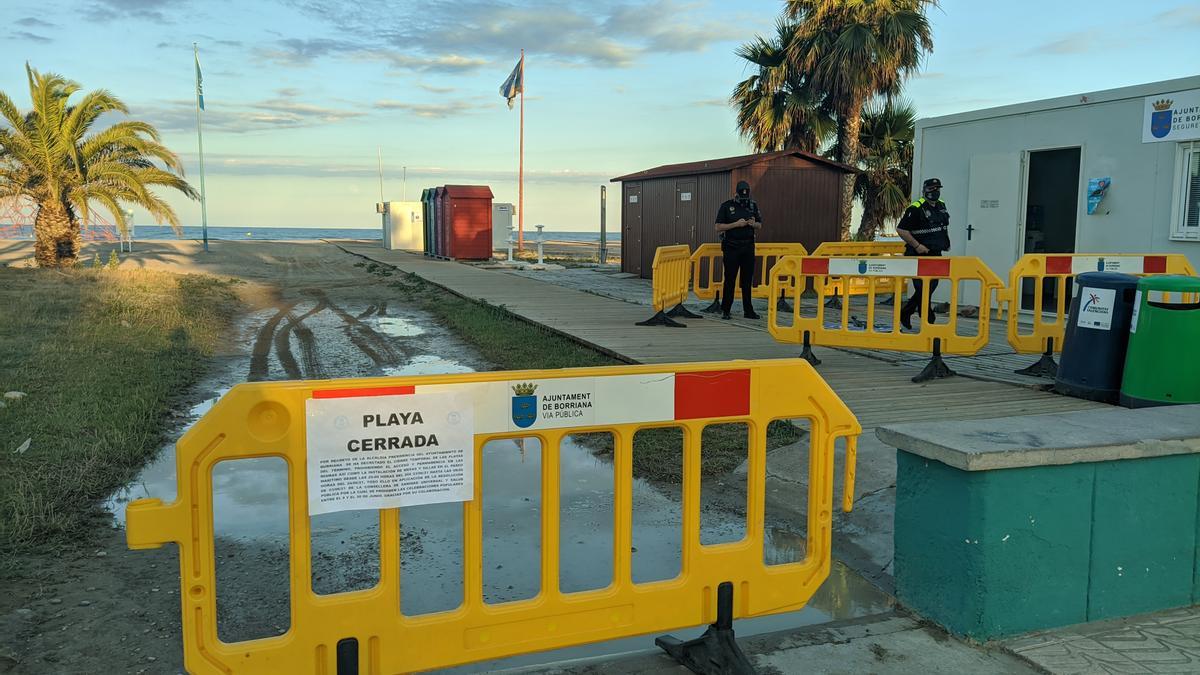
[693,97,728,107]
[1025,29,1106,55]
[364,51,489,73]
[251,99,366,123]
[372,99,478,118]
[1154,5,1200,27]
[84,0,185,22]
[175,153,613,183]
[283,0,732,69]
[417,83,457,94]
[255,37,359,66]
[10,31,52,43]
[132,96,366,133]
[15,17,56,28]
[276,87,303,98]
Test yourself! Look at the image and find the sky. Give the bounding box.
[2,0,1199,232]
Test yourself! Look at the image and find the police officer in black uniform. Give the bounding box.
[897,178,951,330]
[714,181,762,320]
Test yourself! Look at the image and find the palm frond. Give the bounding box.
[1,64,196,255]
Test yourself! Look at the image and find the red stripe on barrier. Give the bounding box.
[674,370,750,420]
[917,258,951,277]
[1144,256,1167,274]
[313,386,416,399]
[1046,256,1072,275]
[801,258,830,275]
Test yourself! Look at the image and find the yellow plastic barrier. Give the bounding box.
[811,241,908,299]
[811,241,906,257]
[690,243,809,309]
[638,244,696,326]
[768,255,1005,382]
[1002,253,1198,376]
[126,360,860,674]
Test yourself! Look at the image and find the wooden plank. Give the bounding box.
[336,243,1108,432]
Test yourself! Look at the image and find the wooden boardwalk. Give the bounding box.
[337,243,1105,430]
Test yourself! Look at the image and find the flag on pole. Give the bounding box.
[195,50,204,110]
[499,57,523,109]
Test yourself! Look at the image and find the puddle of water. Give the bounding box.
[105,387,230,520]
[103,299,893,669]
[372,316,425,338]
[439,559,894,674]
[383,355,475,376]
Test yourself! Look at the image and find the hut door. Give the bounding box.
[623,183,643,276]
[675,179,697,247]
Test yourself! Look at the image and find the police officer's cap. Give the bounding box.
[922,178,943,189]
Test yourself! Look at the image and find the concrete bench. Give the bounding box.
[879,404,1200,641]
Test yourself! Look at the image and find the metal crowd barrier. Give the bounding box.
[126,360,860,674]
[768,255,1005,382]
[690,242,809,313]
[637,244,697,327]
[1000,254,1198,376]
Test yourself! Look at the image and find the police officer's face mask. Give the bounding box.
[924,188,941,201]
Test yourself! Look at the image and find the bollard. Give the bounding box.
[536,224,545,265]
[506,224,515,262]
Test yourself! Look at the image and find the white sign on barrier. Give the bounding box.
[306,392,475,514]
[827,258,918,277]
[1069,256,1145,274]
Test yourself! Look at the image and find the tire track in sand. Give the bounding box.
[275,299,329,380]
[308,290,402,366]
[249,301,298,381]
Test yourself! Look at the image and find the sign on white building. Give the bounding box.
[1143,89,1200,143]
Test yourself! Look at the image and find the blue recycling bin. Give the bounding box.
[1054,272,1140,403]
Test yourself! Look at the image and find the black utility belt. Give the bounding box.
[908,226,947,235]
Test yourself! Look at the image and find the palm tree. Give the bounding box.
[785,0,936,237]
[855,98,916,241]
[0,65,196,267]
[732,18,836,153]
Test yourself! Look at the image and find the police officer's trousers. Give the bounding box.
[720,242,755,315]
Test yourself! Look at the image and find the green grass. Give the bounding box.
[379,266,619,370]
[0,268,239,574]
[360,262,804,482]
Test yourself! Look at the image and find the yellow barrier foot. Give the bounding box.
[636,310,687,327]
[912,338,957,383]
[799,331,822,366]
[701,292,723,314]
[667,303,703,320]
[775,290,793,313]
[655,582,756,675]
[1014,338,1059,378]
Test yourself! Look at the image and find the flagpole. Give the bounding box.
[193,42,209,253]
[518,48,525,252]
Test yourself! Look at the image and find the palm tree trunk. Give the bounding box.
[859,188,883,241]
[34,201,80,267]
[836,99,865,241]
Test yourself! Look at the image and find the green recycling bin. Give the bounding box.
[1120,275,1200,408]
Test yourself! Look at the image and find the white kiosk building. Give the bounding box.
[912,76,1200,280]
